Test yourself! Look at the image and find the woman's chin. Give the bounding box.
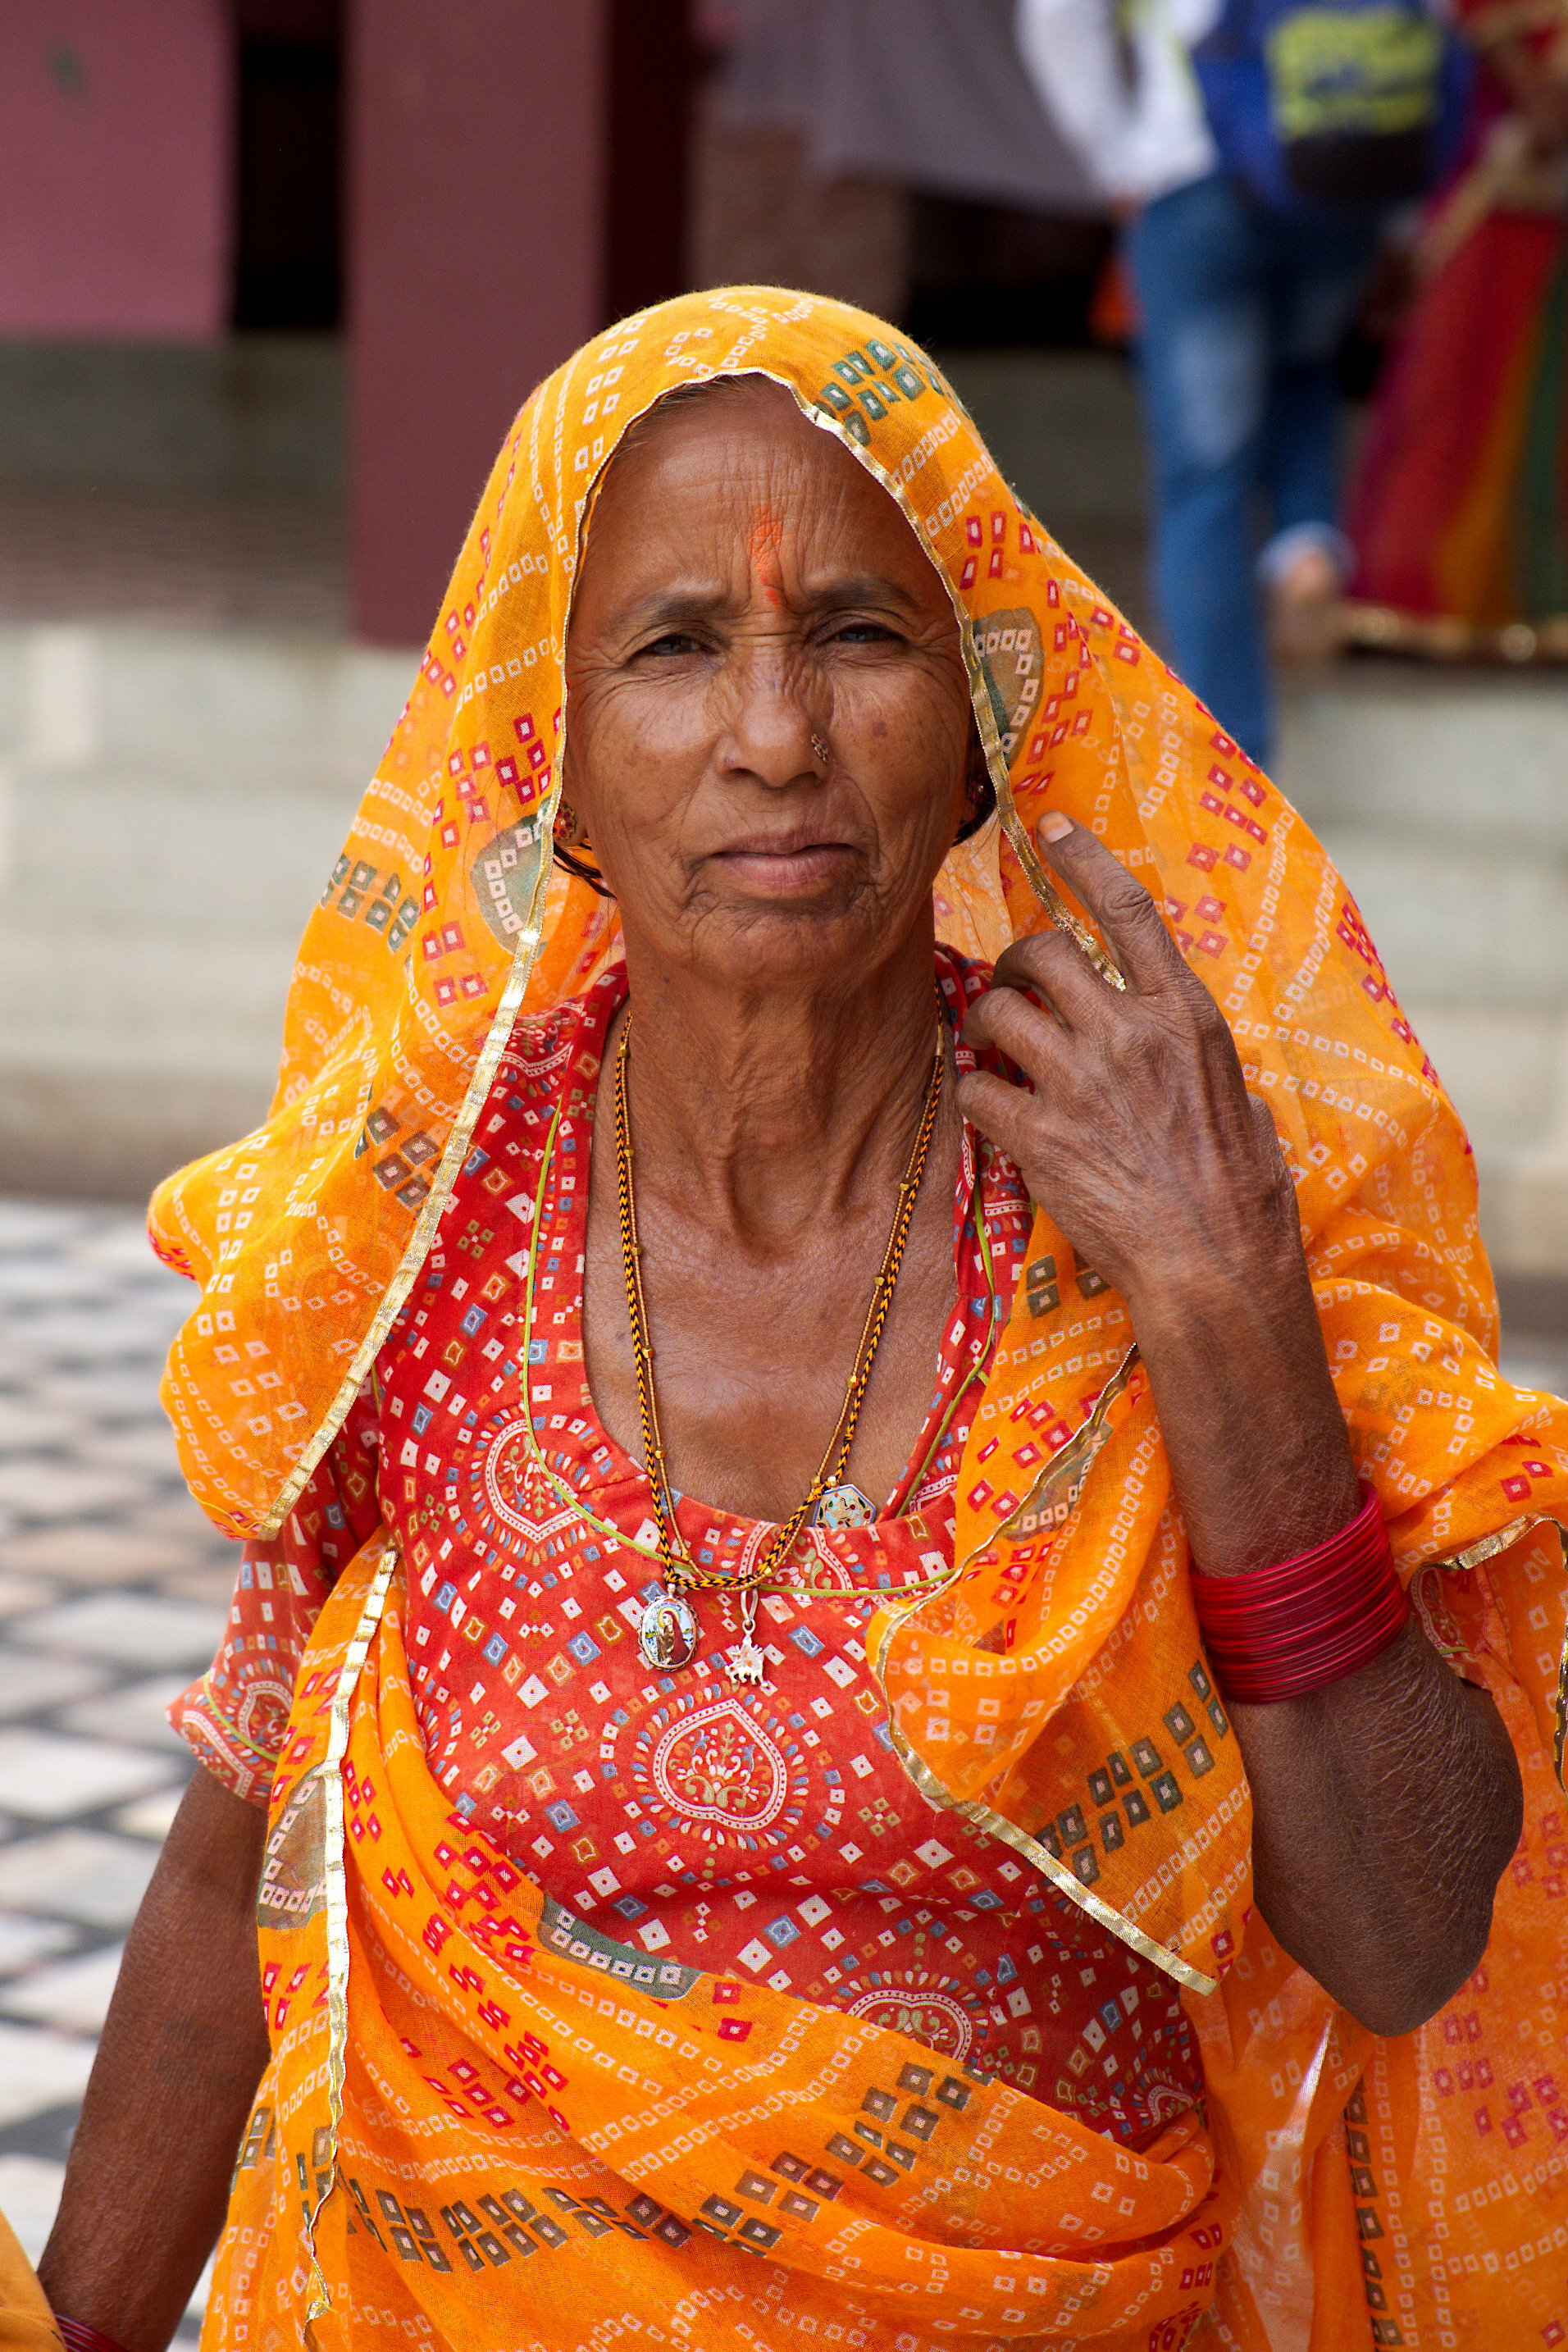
[682,891,908,990]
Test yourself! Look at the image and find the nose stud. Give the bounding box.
[810,732,828,768]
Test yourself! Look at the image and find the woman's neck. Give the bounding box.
[613,923,949,1252]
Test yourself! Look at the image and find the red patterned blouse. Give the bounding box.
[173,950,1201,2147]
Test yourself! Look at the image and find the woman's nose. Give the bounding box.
[713,652,823,790]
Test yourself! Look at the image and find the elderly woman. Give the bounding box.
[35,293,1568,2351]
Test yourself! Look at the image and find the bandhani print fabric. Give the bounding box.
[152,287,1568,2346]
[174,952,1205,2151]
[214,1538,1231,2350]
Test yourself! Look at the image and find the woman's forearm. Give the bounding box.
[1128,1261,1523,2033]
[38,1765,271,2352]
[1236,1618,1522,2034]
[959,813,1524,2031]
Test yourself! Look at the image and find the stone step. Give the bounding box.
[0,623,413,1198]
[1276,662,1568,1275]
[1280,660,1568,866]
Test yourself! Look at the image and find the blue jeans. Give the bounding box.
[1127,172,1378,765]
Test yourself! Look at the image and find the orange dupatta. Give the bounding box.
[207,1534,1229,2349]
[153,289,1568,2347]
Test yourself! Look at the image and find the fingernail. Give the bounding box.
[1037,811,1072,843]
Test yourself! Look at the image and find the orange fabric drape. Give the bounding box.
[153,289,1568,2345]
[208,1538,1234,2350]
[0,2215,60,2352]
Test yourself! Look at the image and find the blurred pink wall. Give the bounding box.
[349,0,609,645]
[0,0,230,338]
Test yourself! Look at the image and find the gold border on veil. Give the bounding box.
[253,358,1124,1542]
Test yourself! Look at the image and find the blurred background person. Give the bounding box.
[1017,0,1462,764]
[690,0,1106,340]
[1344,0,1568,660]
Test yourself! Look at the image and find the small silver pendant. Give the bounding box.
[811,1482,877,1530]
[725,1636,768,1688]
[638,1589,700,1671]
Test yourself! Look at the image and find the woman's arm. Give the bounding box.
[37,1766,271,2352]
[960,814,1523,2036]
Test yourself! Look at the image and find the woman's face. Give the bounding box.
[563,376,973,995]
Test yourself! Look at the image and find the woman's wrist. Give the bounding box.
[53,2317,134,2352]
[1111,1205,1306,1333]
[1119,1245,1362,1571]
[1191,1480,1409,1704]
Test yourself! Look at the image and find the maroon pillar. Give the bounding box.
[348,0,695,647]
[604,0,698,326]
[348,1,608,645]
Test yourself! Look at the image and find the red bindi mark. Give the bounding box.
[747,507,785,606]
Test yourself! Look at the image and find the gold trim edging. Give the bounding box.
[994,1347,1141,1544]
[869,1346,1217,1998]
[877,1712,1217,1999]
[1448,1511,1568,1786]
[256,834,561,1539]
[303,1532,399,2330]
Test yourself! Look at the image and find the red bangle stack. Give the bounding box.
[53,2317,133,2352]
[1191,1480,1409,1704]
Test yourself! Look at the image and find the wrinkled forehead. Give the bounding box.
[575,371,950,613]
[595,374,876,530]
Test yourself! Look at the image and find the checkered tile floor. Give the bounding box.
[2,1197,1566,2327]
[0,1200,239,2331]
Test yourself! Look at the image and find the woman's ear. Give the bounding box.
[954,724,997,845]
[551,792,617,900]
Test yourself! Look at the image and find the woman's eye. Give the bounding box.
[827,619,897,645]
[638,630,704,658]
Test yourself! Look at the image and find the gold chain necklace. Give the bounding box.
[615,1010,946,1684]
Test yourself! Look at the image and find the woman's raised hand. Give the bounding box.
[957,810,1297,1324]
[959,808,1361,1579]
[957,817,1522,2036]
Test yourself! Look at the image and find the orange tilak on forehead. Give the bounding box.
[747,504,786,605]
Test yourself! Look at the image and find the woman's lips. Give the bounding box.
[711,841,855,891]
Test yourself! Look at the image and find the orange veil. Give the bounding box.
[152,289,1568,2349]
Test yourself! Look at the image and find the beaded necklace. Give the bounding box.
[614,1012,946,1681]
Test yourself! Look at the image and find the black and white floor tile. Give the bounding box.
[0,1200,237,2335]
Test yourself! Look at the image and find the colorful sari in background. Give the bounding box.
[1345,0,1568,659]
[149,289,1568,2348]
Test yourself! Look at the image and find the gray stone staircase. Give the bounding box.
[1277,661,1568,1277]
[0,623,410,1199]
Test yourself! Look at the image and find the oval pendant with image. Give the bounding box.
[637,1589,700,1671]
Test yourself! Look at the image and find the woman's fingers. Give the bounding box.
[1035,813,1189,996]
[964,932,1114,1064]
[966,811,1197,1062]
[984,928,1121,1036]
[955,1065,1055,1169]
[961,963,1078,1082]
